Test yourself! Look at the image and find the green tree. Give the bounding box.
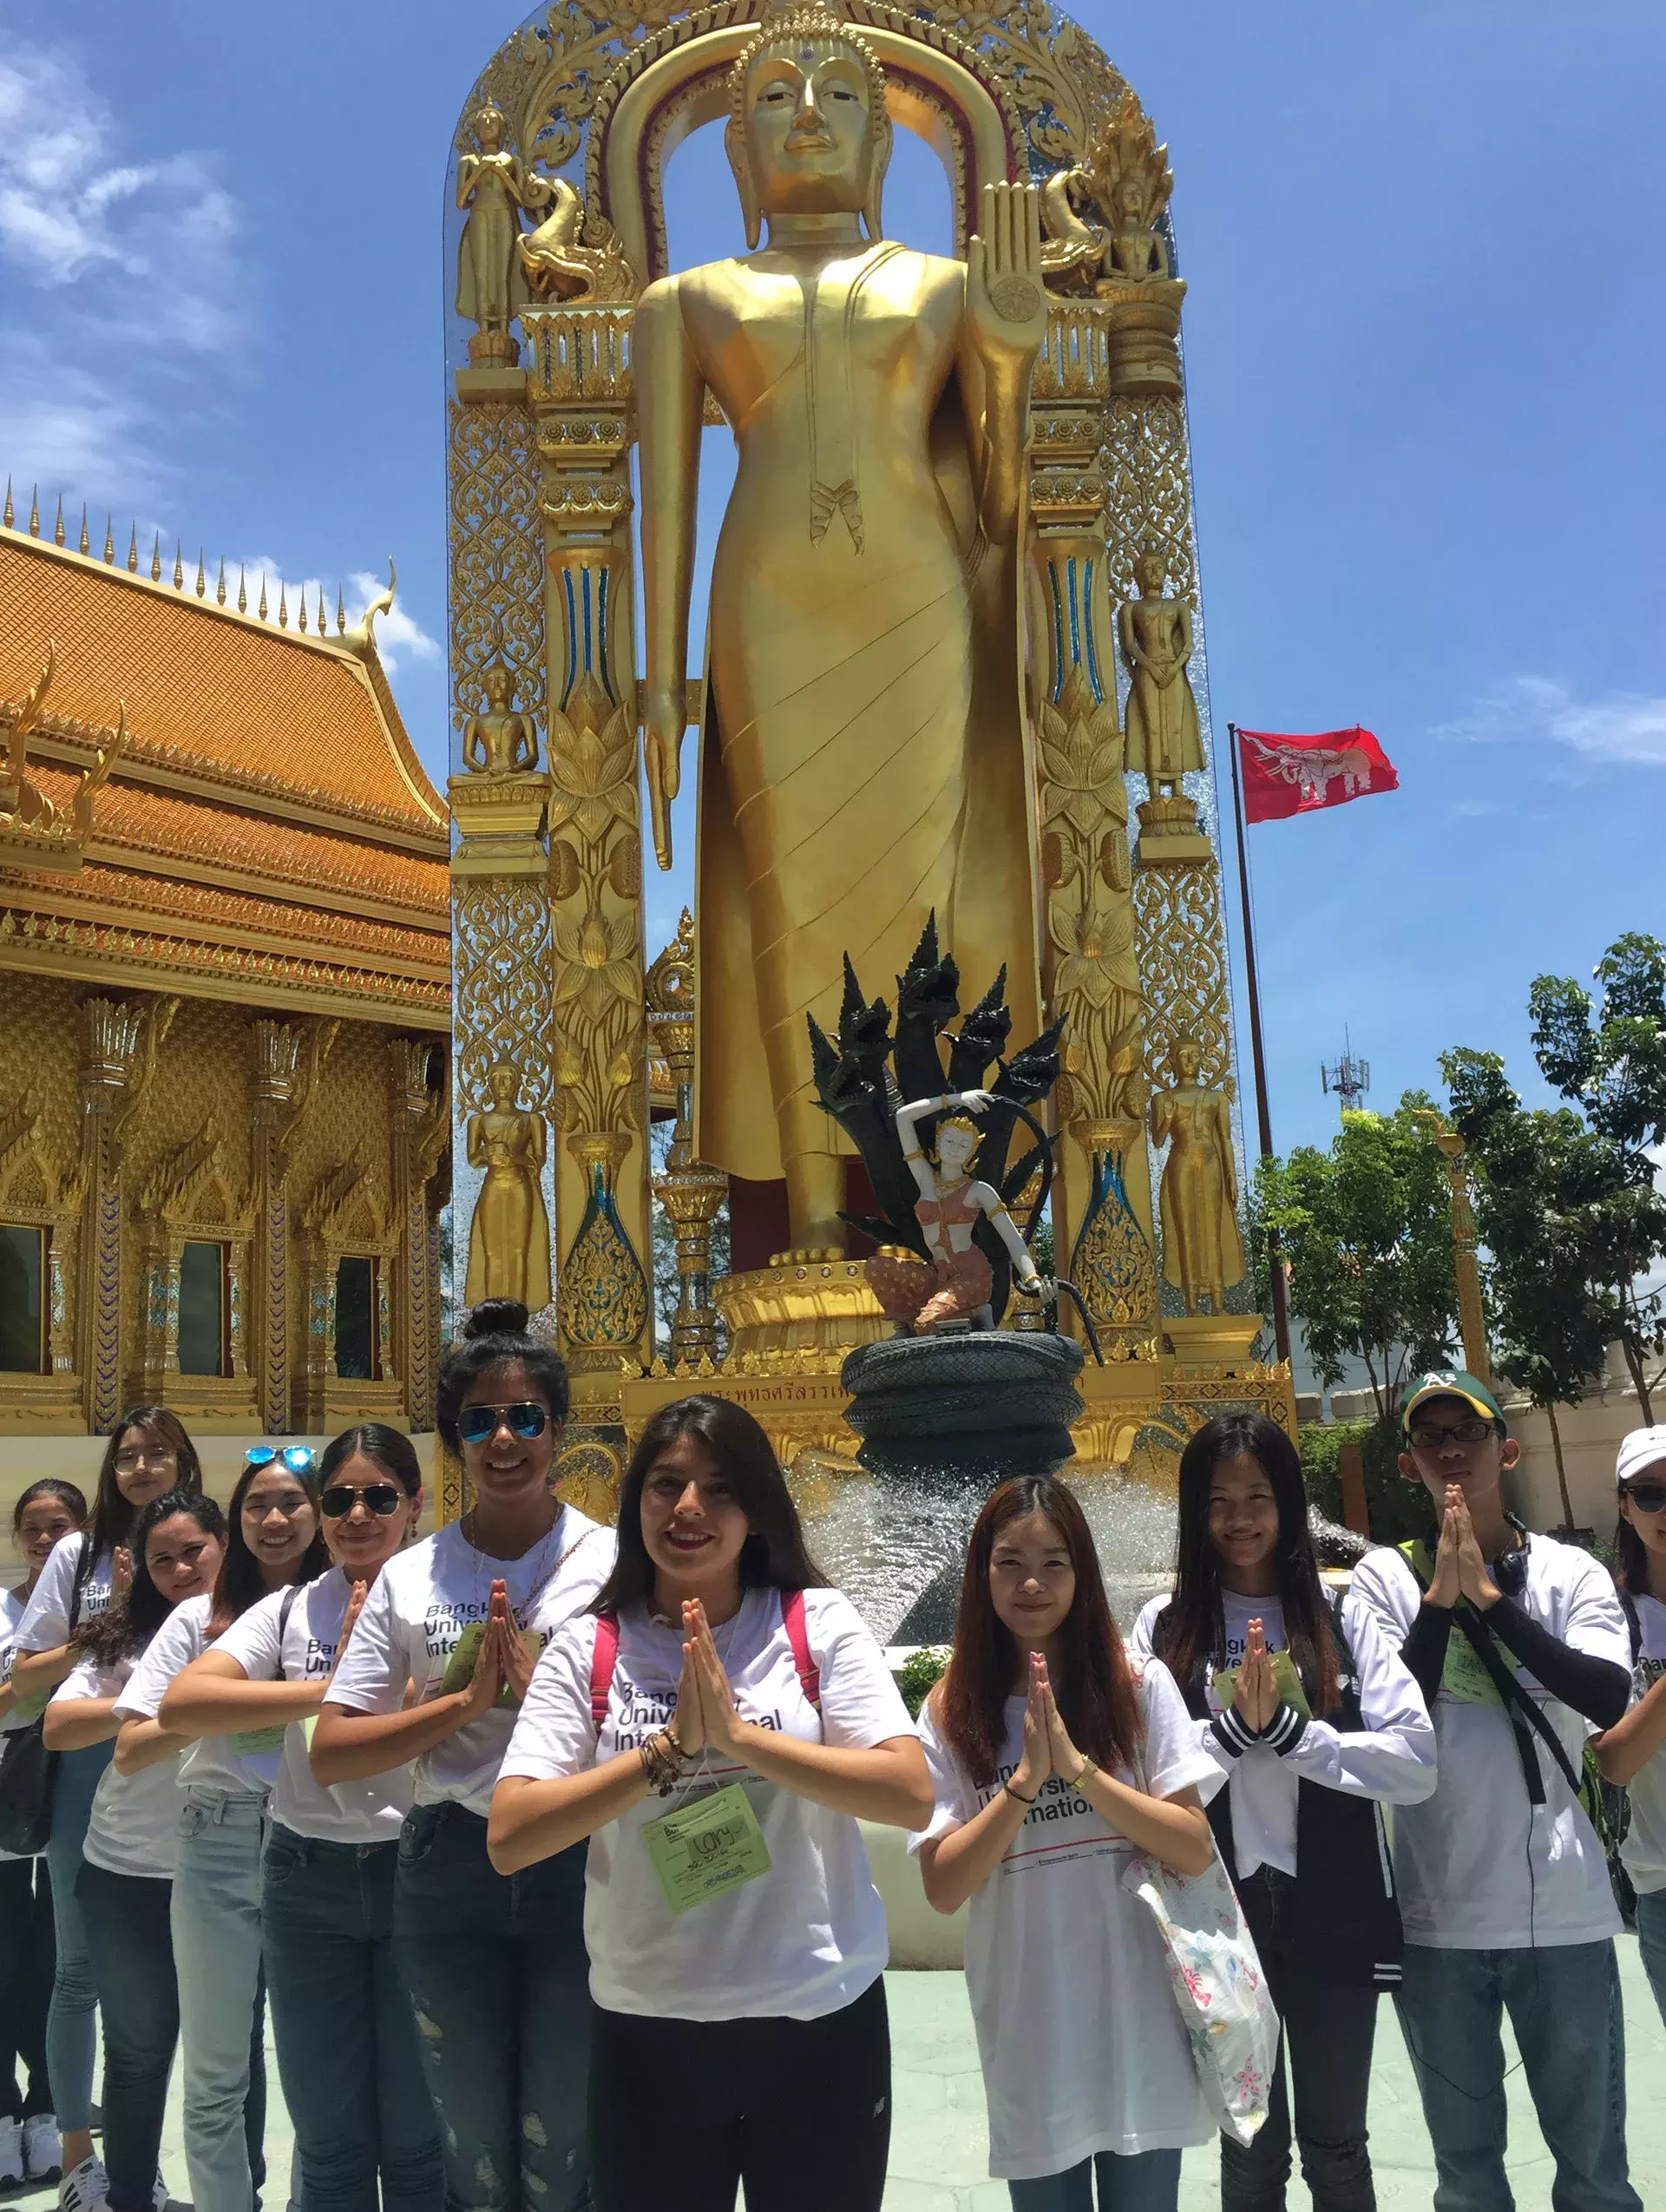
[1254,1090,1459,1425]
[1521,932,1666,1417]
[1440,1047,1621,1527]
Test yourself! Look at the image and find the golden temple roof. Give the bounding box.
[0,519,449,1027]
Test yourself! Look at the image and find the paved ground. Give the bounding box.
[9,1936,1663,2212]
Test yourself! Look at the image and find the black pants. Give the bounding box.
[1220,1867,1379,2212]
[588,1975,892,2212]
[0,1857,55,2122]
[76,1863,178,2212]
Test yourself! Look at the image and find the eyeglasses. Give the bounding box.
[1623,1482,1666,1515]
[1407,1418,1493,1450]
[245,1446,318,1476]
[456,1402,549,1445]
[113,1446,175,1474]
[320,1482,404,1519]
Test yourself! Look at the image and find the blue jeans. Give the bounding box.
[1394,1942,1642,2212]
[75,1863,175,2212]
[171,1794,271,2212]
[1633,1888,1666,2027]
[392,1804,592,2212]
[1007,2149,1182,2211]
[43,1741,111,2133]
[262,1823,443,2212]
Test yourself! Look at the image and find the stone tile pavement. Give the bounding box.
[9,1936,1662,2212]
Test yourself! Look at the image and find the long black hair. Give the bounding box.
[76,1407,203,1593]
[208,1455,329,1632]
[73,1488,227,1666]
[436,1299,569,1450]
[1616,1503,1656,1598]
[1153,1412,1340,1716]
[592,1395,825,1616]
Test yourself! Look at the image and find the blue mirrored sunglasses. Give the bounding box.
[456,1401,549,1445]
[244,1444,318,1476]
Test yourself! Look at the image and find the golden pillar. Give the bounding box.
[390,1039,449,1427]
[646,910,727,1369]
[1417,1113,1493,1392]
[77,995,175,1433]
[248,1019,336,1434]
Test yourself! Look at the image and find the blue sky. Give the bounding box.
[2,1,1662,1156]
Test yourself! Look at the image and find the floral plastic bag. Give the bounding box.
[1121,1845,1279,2146]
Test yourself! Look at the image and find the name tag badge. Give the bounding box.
[438,1620,542,1708]
[642,1782,771,1914]
[1212,1647,1312,1721]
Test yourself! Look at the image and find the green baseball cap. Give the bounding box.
[1399,1369,1504,1434]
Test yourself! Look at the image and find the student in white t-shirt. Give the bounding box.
[119,1446,327,2212]
[1594,1424,1666,2026]
[1345,1371,1641,2212]
[11,1405,204,2212]
[1130,1413,1435,2212]
[43,1488,227,2212]
[162,1424,442,2212]
[489,1394,931,2212]
[312,1301,614,2212]
[0,1479,88,2195]
[912,1474,1218,2212]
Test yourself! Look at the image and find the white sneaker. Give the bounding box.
[24,2115,62,2183]
[0,2117,23,2188]
[58,2155,108,2212]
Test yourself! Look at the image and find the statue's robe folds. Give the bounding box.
[689,240,1041,1184]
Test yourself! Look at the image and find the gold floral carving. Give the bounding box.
[449,403,547,749]
[454,879,554,1119]
[1102,395,1195,609]
[1131,859,1230,1096]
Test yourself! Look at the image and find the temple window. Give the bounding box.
[0,1224,48,1374]
[177,1239,230,1378]
[334,1255,380,1381]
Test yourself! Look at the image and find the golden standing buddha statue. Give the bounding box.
[1150,1037,1245,1316]
[463,1059,552,1312]
[1118,548,1204,796]
[636,6,1047,1250]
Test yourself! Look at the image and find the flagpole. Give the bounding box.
[1227,722,1292,1367]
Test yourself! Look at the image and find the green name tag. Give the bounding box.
[8,1690,49,1726]
[229,1725,289,1755]
[438,1620,541,1709]
[1440,1619,1507,1706]
[1212,1647,1312,1722]
[641,1782,771,1915]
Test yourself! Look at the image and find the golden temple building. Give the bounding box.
[0,498,451,1449]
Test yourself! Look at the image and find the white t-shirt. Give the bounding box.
[1617,1591,1666,1896]
[1344,1535,1630,1949]
[1,1589,35,1864]
[1128,1589,1436,1880]
[54,1645,180,1879]
[327,1508,614,1816]
[118,1596,281,1797]
[499,1585,914,2021]
[214,1571,413,1845]
[16,1533,112,1651]
[911,1659,1219,2179]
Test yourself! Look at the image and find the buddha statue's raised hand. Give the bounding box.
[966,181,1048,381]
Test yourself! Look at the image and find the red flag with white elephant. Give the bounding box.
[1233,726,1398,823]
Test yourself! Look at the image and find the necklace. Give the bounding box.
[459,1502,574,1626]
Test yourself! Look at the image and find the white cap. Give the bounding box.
[1616,1426,1666,1488]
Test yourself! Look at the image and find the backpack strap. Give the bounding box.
[589,1613,620,1728]
[278,1585,301,1643]
[1618,1586,1643,1668]
[783,1589,821,1710]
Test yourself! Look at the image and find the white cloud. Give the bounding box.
[1445,675,1666,768]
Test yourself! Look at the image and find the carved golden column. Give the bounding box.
[390,1039,449,1428]
[1417,1114,1494,1393]
[523,304,651,1377]
[77,995,176,1433]
[1027,302,1158,1354]
[645,911,727,1369]
[249,1021,335,1435]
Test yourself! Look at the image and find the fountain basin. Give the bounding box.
[840,1331,1086,1487]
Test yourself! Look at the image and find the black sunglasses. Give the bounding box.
[456,1401,550,1445]
[1623,1482,1666,1516]
[320,1482,405,1519]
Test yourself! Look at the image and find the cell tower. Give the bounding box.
[1322,1030,1371,1115]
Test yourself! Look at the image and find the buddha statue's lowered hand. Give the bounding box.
[643,680,685,870]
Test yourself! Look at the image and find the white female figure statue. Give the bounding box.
[866,1090,1050,1334]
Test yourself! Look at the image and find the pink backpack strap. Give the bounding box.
[783,1589,821,1710]
[589,1613,620,1729]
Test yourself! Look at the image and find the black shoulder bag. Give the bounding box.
[0,1567,86,1855]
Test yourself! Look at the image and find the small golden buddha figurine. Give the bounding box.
[1150,1038,1245,1316]
[463,1060,552,1313]
[1103,173,1171,284]
[866,1089,1050,1334]
[635,4,1048,1250]
[1118,549,1204,795]
[462,665,537,778]
[455,102,550,364]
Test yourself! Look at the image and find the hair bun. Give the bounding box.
[463,1298,530,1342]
